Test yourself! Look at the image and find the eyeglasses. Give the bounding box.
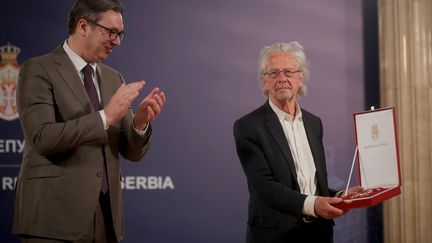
[89,21,126,41]
[264,69,301,79]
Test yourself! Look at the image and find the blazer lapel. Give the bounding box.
[52,46,93,111]
[96,65,111,109]
[302,112,327,195]
[263,103,299,184]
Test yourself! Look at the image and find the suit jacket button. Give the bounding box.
[97,171,102,177]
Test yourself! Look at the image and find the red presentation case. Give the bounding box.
[335,107,402,210]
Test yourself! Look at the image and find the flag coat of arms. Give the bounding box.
[0,43,21,121]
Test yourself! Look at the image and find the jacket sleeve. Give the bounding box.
[118,108,152,162]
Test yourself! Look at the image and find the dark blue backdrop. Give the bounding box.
[1,1,375,242]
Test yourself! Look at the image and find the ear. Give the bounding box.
[76,19,90,37]
[262,77,271,95]
[298,72,305,86]
[261,76,267,87]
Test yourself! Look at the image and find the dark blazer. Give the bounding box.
[12,46,151,241]
[233,101,335,243]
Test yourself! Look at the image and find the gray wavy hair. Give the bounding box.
[258,41,310,98]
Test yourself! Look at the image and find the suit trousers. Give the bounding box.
[247,218,333,243]
[21,193,117,243]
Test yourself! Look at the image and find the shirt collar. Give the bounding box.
[63,40,97,74]
[269,99,303,122]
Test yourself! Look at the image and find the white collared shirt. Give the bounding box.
[269,100,317,217]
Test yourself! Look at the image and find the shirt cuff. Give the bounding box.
[133,122,149,136]
[302,195,317,217]
[335,190,345,198]
[99,110,108,129]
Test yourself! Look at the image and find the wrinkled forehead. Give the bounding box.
[265,51,298,70]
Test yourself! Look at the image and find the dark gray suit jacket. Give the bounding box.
[233,101,335,243]
[13,46,151,241]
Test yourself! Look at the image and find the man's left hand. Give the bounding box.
[133,87,166,130]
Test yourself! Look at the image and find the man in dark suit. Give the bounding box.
[12,0,165,242]
[234,41,358,243]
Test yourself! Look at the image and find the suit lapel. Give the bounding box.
[302,111,327,195]
[263,103,299,184]
[96,64,112,109]
[53,46,93,111]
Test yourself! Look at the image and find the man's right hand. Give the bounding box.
[104,81,145,126]
[314,196,345,219]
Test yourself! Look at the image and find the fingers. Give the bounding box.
[327,197,343,204]
[147,88,164,108]
[121,81,145,98]
[347,186,364,194]
[142,87,165,117]
[147,106,155,120]
[114,82,144,105]
[132,85,166,128]
[314,196,344,219]
[153,91,165,113]
[155,91,166,107]
[104,81,146,126]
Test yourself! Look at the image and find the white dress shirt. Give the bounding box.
[269,100,317,217]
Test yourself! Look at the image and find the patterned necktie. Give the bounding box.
[81,64,108,194]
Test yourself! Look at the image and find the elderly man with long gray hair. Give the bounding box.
[233,41,359,243]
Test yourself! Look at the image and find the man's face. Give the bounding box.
[263,51,304,104]
[84,10,124,63]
